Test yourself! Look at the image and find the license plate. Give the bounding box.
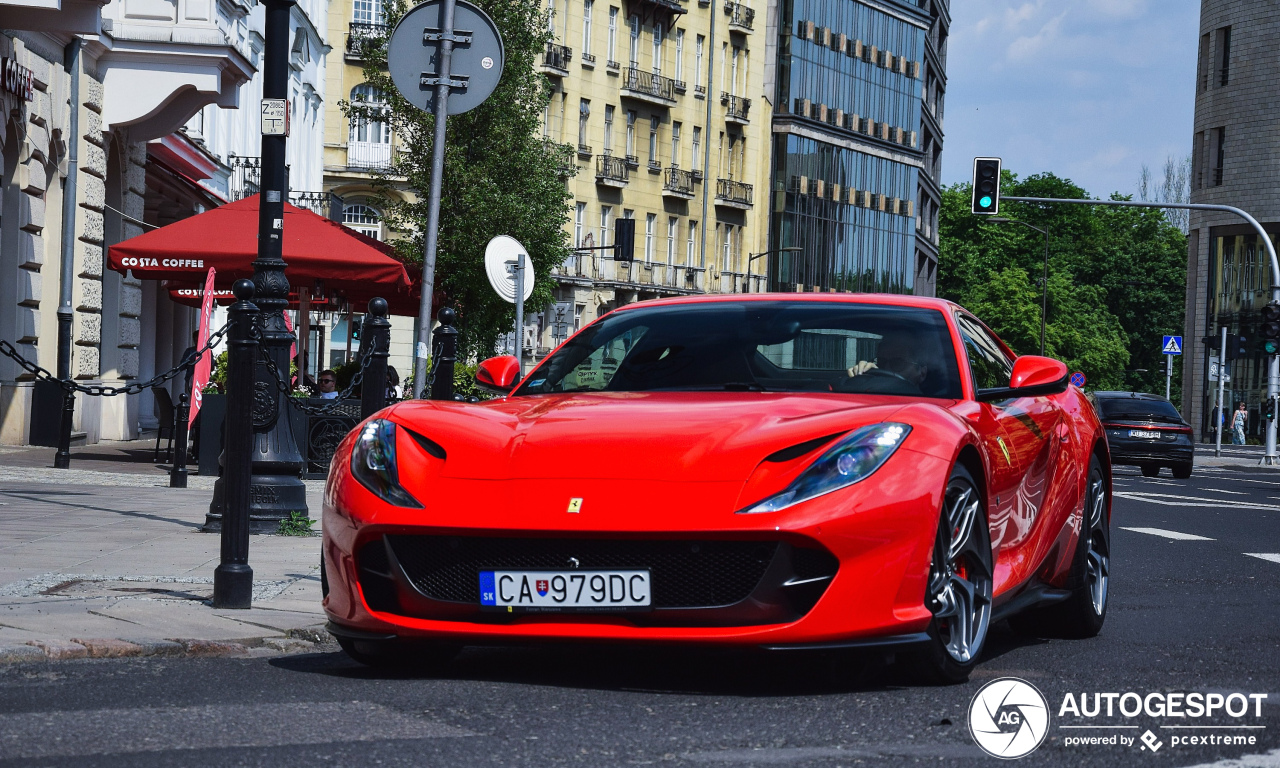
[1129,430,1160,439]
[479,570,651,611]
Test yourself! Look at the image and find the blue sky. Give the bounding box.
[941,0,1200,197]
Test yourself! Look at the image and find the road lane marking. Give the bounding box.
[1120,527,1215,541]
[1200,488,1248,495]
[1245,553,1280,565]
[1115,491,1280,511]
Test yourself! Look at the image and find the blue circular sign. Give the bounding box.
[1069,371,1086,388]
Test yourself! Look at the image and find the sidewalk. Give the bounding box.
[0,441,330,663]
[1194,443,1280,471]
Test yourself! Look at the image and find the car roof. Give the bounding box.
[1093,391,1172,402]
[608,292,964,314]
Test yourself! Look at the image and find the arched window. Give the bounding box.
[349,84,392,169]
[344,202,382,239]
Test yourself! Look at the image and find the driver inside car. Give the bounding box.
[847,332,932,391]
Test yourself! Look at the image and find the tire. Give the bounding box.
[1011,456,1110,639]
[1172,463,1193,479]
[337,636,461,672]
[1140,465,1160,477]
[907,464,994,685]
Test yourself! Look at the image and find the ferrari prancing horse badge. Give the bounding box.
[567,498,583,513]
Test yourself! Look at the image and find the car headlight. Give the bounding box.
[350,419,422,508]
[738,423,912,514]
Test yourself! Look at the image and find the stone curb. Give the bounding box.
[0,628,335,665]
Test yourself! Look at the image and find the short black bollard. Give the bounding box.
[429,307,458,401]
[360,297,391,419]
[214,279,259,609]
[170,393,189,488]
[54,387,74,469]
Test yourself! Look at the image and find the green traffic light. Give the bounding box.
[1267,341,1279,355]
[979,196,993,208]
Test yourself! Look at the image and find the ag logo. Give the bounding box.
[968,677,1050,759]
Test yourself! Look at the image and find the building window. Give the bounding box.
[723,224,733,271]
[667,216,677,265]
[691,126,701,172]
[348,84,391,168]
[695,35,705,88]
[344,203,381,239]
[607,7,618,63]
[626,110,636,157]
[1216,26,1231,87]
[574,201,587,247]
[652,23,663,74]
[1213,126,1226,186]
[578,99,591,149]
[645,213,656,263]
[675,29,684,81]
[1197,32,1210,93]
[629,15,640,66]
[730,45,740,96]
[603,105,615,154]
[1193,130,1205,189]
[670,121,681,168]
[688,220,698,266]
[648,116,659,165]
[582,0,593,56]
[600,205,613,248]
[547,0,556,34]
[352,0,384,24]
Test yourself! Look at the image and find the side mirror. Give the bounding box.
[475,355,522,394]
[977,355,1069,401]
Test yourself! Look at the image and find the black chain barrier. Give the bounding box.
[255,327,382,417]
[0,322,231,397]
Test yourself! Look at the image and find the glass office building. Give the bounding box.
[767,0,948,295]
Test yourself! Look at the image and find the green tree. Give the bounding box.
[348,0,575,361]
[939,171,1185,396]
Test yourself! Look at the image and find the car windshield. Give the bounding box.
[1098,397,1184,423]
[514,301,964,399]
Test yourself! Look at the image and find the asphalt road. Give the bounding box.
[1,462,1278,768]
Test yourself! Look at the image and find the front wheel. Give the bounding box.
[908,464,993,685]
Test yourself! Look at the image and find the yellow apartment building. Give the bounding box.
[534,0,771,352]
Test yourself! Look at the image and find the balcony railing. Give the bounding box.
[346,22,388,58]
[663,167,694,198]
[716,178,754,208]
[625,154,640,169]
[596,154,629,186]
[622,67,676,105]
[724,1,755,30]
[348,141,394,170]
[289,191,344,221]
[542,44,572,75]
[722,93,751,123]
[228,154,260,201]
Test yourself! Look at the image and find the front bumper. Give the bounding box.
[321,447,952,648]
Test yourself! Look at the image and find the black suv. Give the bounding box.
[1091,391,1194,478]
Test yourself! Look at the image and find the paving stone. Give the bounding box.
[115,638,185,657]
[171,639,250,657]
[27,639,88,660]
[69,637,144,658]
[0,644,45,664]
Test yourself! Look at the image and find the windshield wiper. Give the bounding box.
[722,382,769,392]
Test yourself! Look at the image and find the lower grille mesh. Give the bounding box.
[385,535,779,609]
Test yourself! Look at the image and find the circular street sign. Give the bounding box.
[485,235,534,304]
[1070,371,1087,388]
[387,0,505,116]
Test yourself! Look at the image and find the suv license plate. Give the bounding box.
[1129,429,1160,439]
[480,570,651,611]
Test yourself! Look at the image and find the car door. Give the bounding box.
[954,315,1064,580]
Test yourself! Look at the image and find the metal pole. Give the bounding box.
[1166,353,1173,402]
[1217,326,1226,458]
[170,393,189,488]
[514,253,524,376]
[1040,229,1049,356]
[1002,195,1280,463]
[214,280,258,609]
[54,38,82,470]
[360,298,391,418]
[413,0,460,397]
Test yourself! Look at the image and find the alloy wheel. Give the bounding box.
[1085,474,1110,616]
[927,482,993,664]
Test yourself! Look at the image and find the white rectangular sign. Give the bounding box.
[261,99,289,136]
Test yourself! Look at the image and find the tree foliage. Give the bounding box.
[346,0,575,360]
[939,171,1187,396]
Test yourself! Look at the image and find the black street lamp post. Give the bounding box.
[743,246,801,292]
[990,217,1051,356]
[206,0,308,533]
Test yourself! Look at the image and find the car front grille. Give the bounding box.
[384,535,779,609]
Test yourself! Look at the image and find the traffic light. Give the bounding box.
[614,217,635,262]
[971,157,1002,215]
[1262,302,1280,354]
[1226,332,1250,360]
[1266,397,1277,422]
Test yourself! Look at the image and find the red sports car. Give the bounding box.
[322,294,1111,682]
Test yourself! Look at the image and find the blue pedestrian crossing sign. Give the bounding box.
[1162,335,1183,355]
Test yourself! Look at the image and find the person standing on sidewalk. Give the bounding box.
[1232,401,1249,445]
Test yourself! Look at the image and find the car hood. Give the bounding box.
[386,392,915,482]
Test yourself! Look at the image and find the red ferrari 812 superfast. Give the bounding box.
[322,295,1111,683]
